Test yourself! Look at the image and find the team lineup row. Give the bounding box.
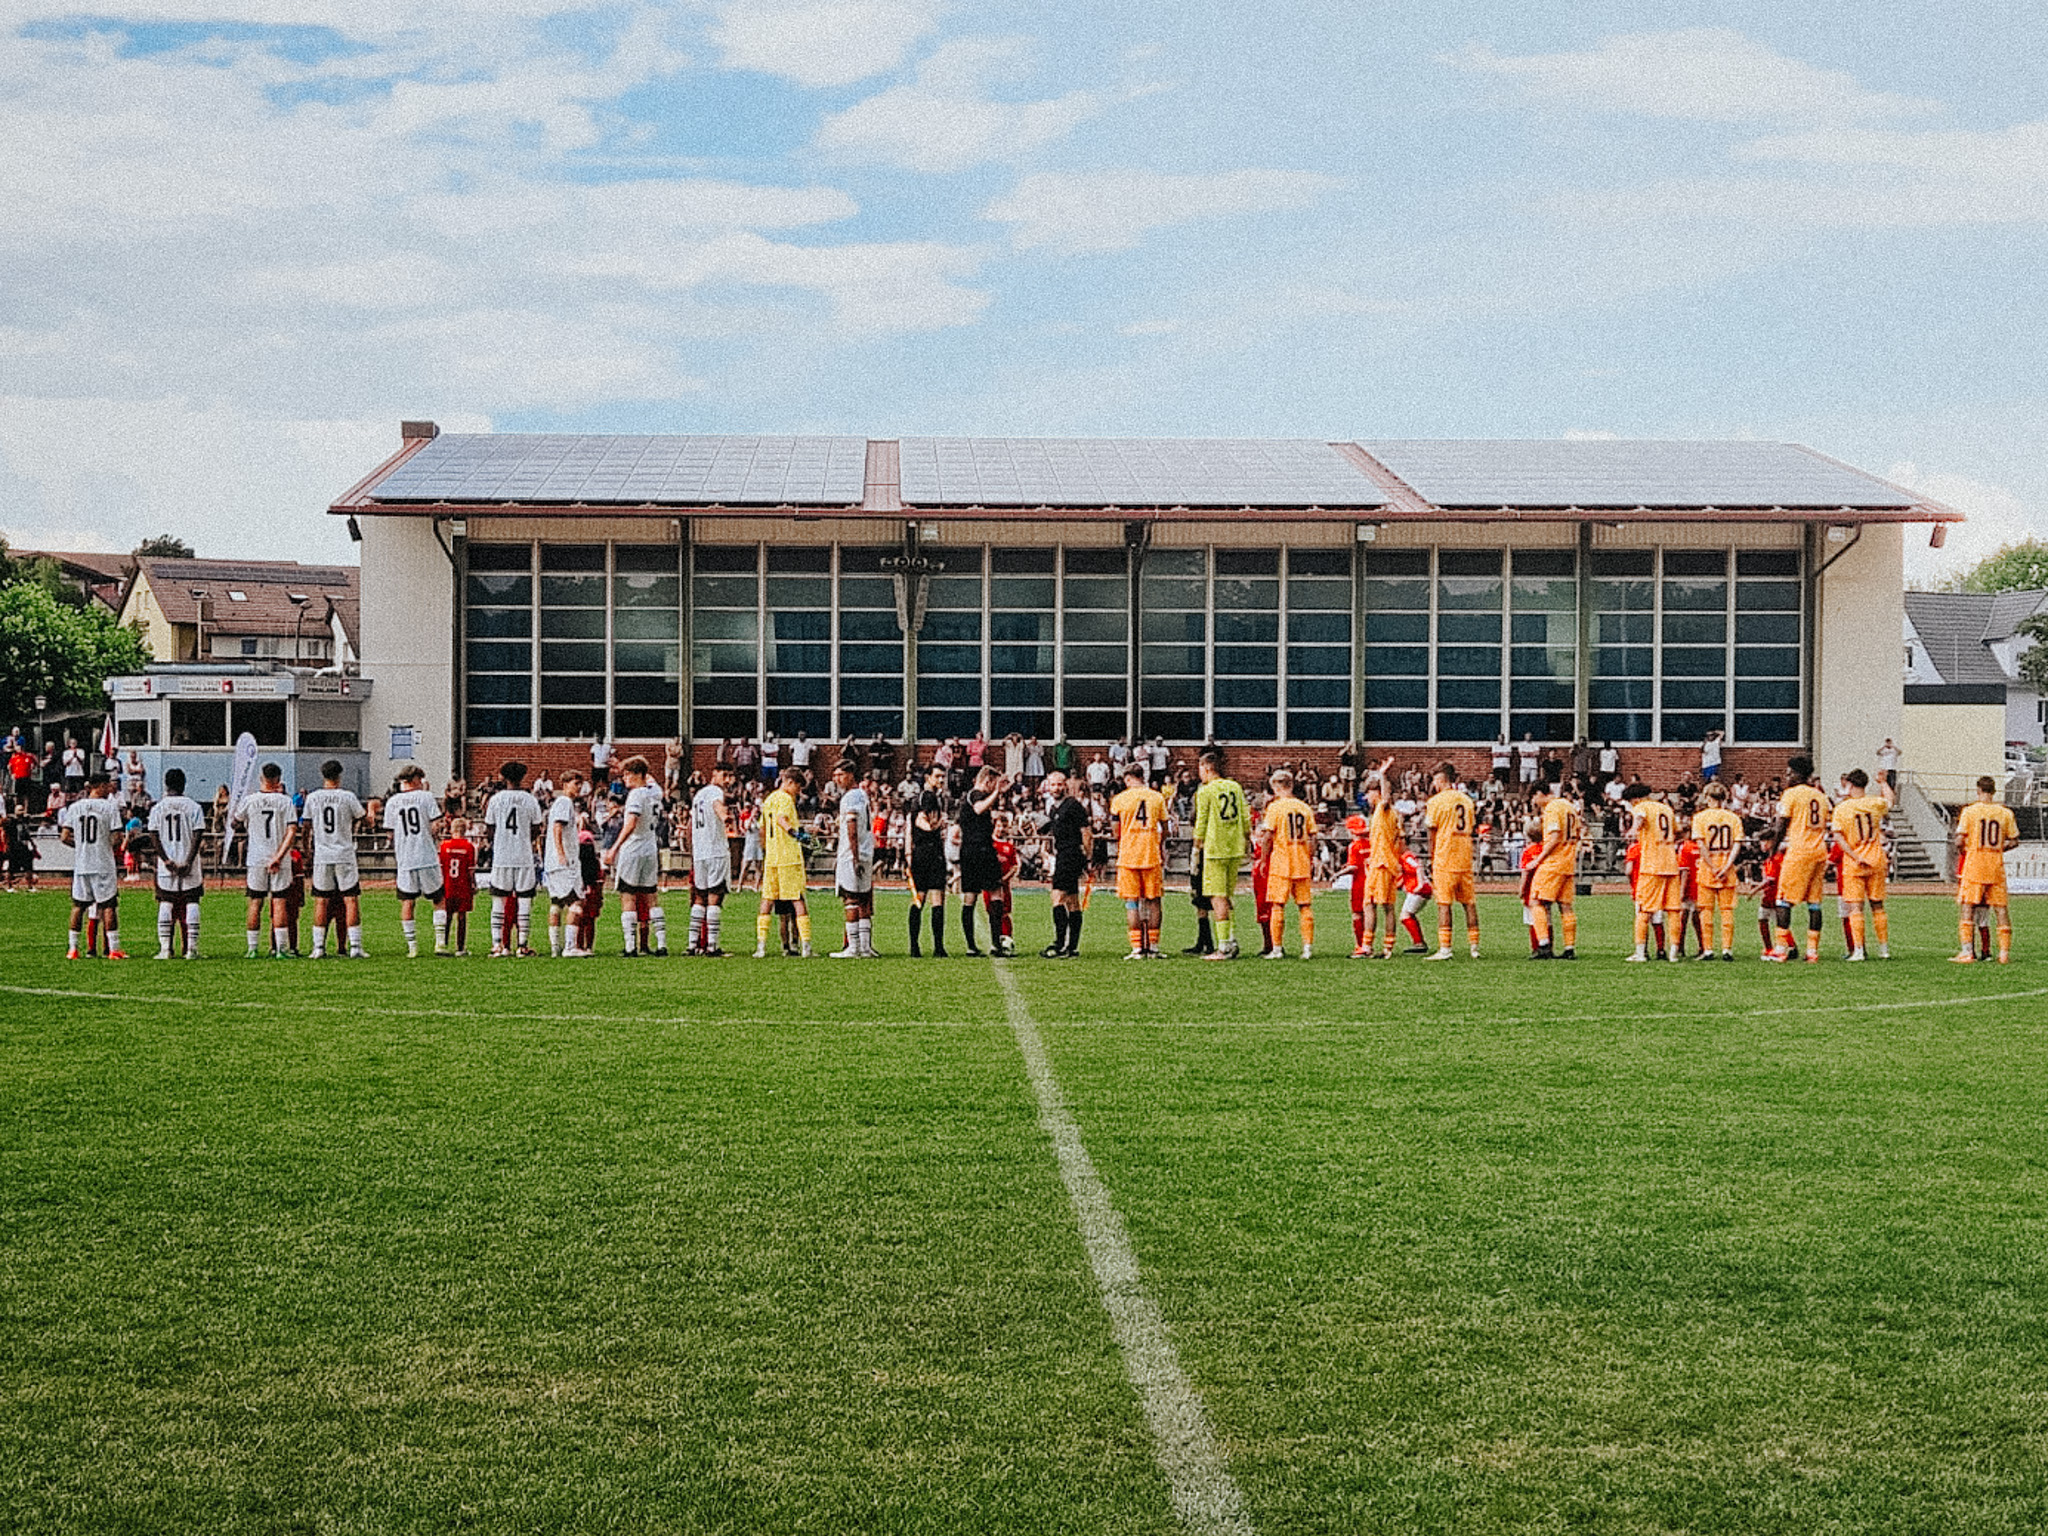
[53,747,2022,966]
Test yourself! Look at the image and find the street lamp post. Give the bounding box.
[288,592,310,668]
[188,589,209,662]
[34,693,47,756]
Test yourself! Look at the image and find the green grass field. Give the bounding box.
[4,886,2047,1534]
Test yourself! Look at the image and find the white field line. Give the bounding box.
[995,962,1254,1536]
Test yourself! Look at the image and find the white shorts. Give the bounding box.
[837,858,874,895]
[72,869,118,906]
[396,865,443,900]
[544,866,580,901]
[489,863,536,896]
[312,854,360,895]
[613,844,660,892]
[692,854,730,892]
[246,863,293,896]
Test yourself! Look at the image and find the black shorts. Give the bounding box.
[959,846,1002,894]
[910,851,947,891]
[156,883,203,906]
[1051,848,1085,895]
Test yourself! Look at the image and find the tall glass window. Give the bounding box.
[1061,547,1129,741]
[1734,549,1802,742]
[989,548,1056,737]
[1140,548,1206,741]
[539,544,606,739]
[465,543,533,740]
[918,552,984,739]
[1211,549,1279,741]
[1285,549,1352,743]
[691,545,759,742]
[1362,549,1429,742]
[837,546,904,738]
[1435,549,1504,743]
[611,545,679,740]
[1510,549,1576,743]
[1659,550,1729,743]
[1590,550,1655,743]
[765,546,832,739]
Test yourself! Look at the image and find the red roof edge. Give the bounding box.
[329,427,438,512]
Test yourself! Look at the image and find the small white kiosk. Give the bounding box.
[104,663,375,801]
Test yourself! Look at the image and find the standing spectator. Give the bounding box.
[41,742,61,804]
[124,749,146,804]
[1086,751,1111,794]
[733,735,757,780]
[1023,735,1045,787]
[789,730,812,775]
[966,729,987,771]
[7,742,32,808]
[1108,736,1130,776]
[1050,735,1075,776]
[1570,737,1595,783]
[588,733,611,785]
[1598,740,1619,782]
[1003,732,1025,782]
[1877,737,1900,790]
[1149,735,1170,781]
[1490,734,1512,787]
[664,735,684,795]
[1516,732,1540,790]
[62,737,86,792]
[759,730,780,785]
[1700,729,1723,782]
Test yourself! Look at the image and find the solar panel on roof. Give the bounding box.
[896,437,1386,508]
[1360,440,1914,508]
[371,433,869,505]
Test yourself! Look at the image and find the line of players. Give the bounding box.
[55,747,2021,966]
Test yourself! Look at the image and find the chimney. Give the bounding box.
[401,420,440,440]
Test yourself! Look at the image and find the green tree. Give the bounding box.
[133,534,194,559]
[1951,539,2048,593]
[2018,613,2048,694]
[0,579,151,724]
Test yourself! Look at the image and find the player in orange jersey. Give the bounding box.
[1423,762,1480,960]
[1624,784,1682,962]
[1343,813,1373,956]
[1691,781,1745,962]
[1259,769,1317,959]
[1358,758,1403,958]
[1517,817,1545,955]
[1770,754,1834,963]
[1526,784,1582,960]
[1832,765,1896,961]
[1953,775,2020,963]
[1110,764,1169,959]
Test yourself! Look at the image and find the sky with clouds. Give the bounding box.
[1,0,2043,583]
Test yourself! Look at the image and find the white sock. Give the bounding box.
[707,906,721,950]
[158,902,175,954]
[247,926,260,955]
[516,897,532,946]
[490,905,505,949]
[565,904,581,949]
[185,903,201,957]
[858,916,873,954]
[312,924,327,958]
[650,906,666,951]
[621,908,638,953]
[107,926,120,953]
[690,903,705,950]
[549,921,562,956]
[272,925,289,954]
[403,917,418,946]
[432,909,448,946]
[347,924,362,954]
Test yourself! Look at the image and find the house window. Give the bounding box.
[240,638,258,656]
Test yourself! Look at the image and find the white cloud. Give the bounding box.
[1889,463,2048,588]
[1450,28,1938,128]
[985,168,1339,254]
[707,0,946,88]
[816,36,1105,173]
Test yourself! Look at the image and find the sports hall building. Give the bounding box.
[332,424,1958,789]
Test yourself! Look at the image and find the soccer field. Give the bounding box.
[5,888,2047,1534]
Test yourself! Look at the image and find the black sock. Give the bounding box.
[962,904,978,950]
[908,905,922,956]
[1052,905,1069,949]
[1065,910,1081,952]
[932,905,948,954]
[1195,912,1213,951]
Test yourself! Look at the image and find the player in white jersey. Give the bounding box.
[302,760,367,959]
[233,762,298,957]
[483,759,543,956]
[382,765,445,956]
[601,755,668,956]
[147,766,205,959]
[830,760,877,958]
[543,768,588,956]
[61,773,126,958]
[688,761,734,956]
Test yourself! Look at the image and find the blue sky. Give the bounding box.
[1,0,2043,580]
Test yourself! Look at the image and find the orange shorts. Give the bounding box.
[1778,853,1827,906]
[1696,880,1739,908]
[1958,876,2008,908]
[1266,874,1313,907]
[1117,865,1163,902]
[1839,861,1887,904]
[1434,868,1475,906]
[1529,862,1576,905]
[1362,867,1399,906]
[1635,872,1682,913]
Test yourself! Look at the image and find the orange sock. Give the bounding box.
[1805,927,1820,960]
[1960,915,1975,952]
[1775,925,1792,954]
[1633,912,1649,948]
[1999,923,2012,962]
[1873,909,1889,947]
[1531,906,1550,947]
[1437,916,1452,951]
[1129,923,1143,951]
[1270,910,1285,949]
[1300,907,1314,946]
[1466,919,1480,951]
[1561,910,1577,951]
